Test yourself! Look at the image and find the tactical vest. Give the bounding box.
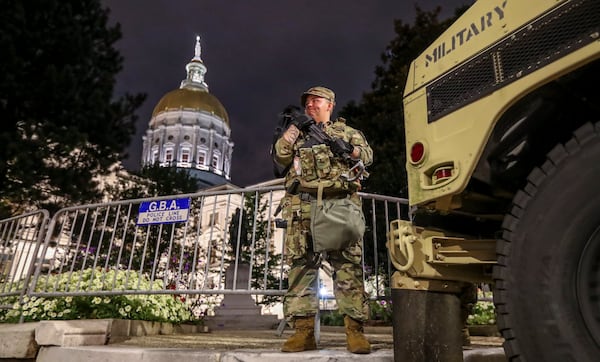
[285,118,359,195]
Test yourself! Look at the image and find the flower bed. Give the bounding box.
[0,268,194,324]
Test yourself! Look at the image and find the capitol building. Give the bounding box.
[140,36,234,189]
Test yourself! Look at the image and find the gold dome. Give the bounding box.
[151,87,229,126]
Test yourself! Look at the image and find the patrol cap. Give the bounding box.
[301,86,335,107]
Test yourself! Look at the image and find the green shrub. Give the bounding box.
[319,298,495,326]
[0,268,195,324]
[319,299,393,326]
[467,301,496,325]
[369,299,392,324]
[320,309,344,326]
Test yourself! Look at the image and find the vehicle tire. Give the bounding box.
[493,122,600,362]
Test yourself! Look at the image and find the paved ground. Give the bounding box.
[0,321,507,361]
[109,325,503,351]
[89,326,506,362]
[110,326,393,350]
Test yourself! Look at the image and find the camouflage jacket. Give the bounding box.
[274,117,373,194]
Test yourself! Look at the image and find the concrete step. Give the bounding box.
[0,320,505,362]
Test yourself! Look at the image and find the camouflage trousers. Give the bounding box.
[282,195,369,322]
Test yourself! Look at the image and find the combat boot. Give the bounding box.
[281,316,317,352]
[344,315,371,354]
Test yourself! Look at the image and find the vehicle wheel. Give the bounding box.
[494,122,600,361]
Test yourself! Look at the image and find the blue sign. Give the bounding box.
[137,198,191,225]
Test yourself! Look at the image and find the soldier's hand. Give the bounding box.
[329,138,354,157]
[291,114,314,131]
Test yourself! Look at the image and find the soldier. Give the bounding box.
[273,86,373,354]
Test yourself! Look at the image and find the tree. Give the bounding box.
[0,0,146,218]
[340,5,469,197]
[104,164,201,201]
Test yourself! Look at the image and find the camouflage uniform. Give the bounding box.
[274,117,373,322]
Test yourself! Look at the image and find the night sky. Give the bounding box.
[103,0,471,187]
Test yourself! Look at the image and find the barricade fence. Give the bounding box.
[0,210,49,306]
[0,186,409,322]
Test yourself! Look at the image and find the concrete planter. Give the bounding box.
[109,319,209,337]
[468,324,500,337]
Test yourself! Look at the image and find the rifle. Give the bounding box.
[302,122,368,182]
[272,107,371,223]
[281,106,368,182]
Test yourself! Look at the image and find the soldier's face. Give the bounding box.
[305,95,333,123]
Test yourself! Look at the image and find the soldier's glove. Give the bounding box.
[329,138,355,158]
[290,114,314,132]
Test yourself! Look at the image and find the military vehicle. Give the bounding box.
[387,0,599,360]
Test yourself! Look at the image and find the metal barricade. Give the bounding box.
[28,187,285,299]
[1,186,409,323]
[0,210,49,311]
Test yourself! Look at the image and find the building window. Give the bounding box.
[197,149,206,165]
[208,213,219,227]
[151,148,159,164]
[196,144,209,170]
[212,154,219,168]
[181,147,190,163]
[165,148,173,163]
